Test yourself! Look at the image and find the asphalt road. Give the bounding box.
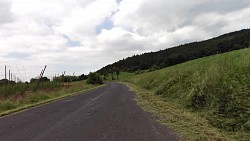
[0,82,179,141]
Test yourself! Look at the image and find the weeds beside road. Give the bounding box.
[122,48,250,141]
[0,81,101,117]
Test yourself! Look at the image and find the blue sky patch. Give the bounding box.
[63,35,81,47]
[95,18,114,34]
[5,52,29,59]
[116,0,123,4]
[67,40,81,47]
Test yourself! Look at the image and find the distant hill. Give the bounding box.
[98,29,250,73]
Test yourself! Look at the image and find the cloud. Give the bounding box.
[0,0,250,81]
[0,0,14,24]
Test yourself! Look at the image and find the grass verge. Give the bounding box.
[124,82,231,141]
[121,48,250,141]
[0,81,103,117]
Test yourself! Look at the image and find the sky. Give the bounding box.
[0,0,250,81]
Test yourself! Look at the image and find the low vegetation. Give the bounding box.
[0,83,27,98]
[86,72,103,84]
[0,71,103,116]
[0,73,88,98]
[0,81,101,116]
[0,81,62,98]
[123,48,250,141]
[126,83,229,141]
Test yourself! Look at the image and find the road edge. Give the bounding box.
[121,82,230,141]
[0,84,105,118]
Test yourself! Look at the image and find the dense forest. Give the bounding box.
[98,29,250,73]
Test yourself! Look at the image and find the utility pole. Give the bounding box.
[5,65,6,80]
[9,70,10,81]
[35,65,47,92]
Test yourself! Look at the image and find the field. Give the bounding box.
[122,48,250,141]
[0,81,101,116]
[0,81,61,98]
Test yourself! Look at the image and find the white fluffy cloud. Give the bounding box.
[112,0,250,45]
[0,0,250,81]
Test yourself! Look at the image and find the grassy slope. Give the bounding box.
[0,81,101,116]
[123,48,250,141]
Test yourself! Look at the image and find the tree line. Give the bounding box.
[98,29,250,73]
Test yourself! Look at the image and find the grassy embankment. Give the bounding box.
[122,48,250,141]
[0,81,101,116]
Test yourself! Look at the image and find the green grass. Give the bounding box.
[123,48,250,141]
[0,81,62,98]
[30,81,61,92]
[0,83,27,97]
[0,81,101,116]
[125,83,230,141]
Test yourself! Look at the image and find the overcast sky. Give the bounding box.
[0,0,250,81]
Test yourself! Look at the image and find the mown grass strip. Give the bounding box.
[124,82,233,141]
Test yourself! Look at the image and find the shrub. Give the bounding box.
[86,72,103,84]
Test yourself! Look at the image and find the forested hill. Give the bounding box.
[98,29,250,73]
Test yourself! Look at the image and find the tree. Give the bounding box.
[86,72,103,84]
[79,74,87,80]
[0,79,8,86]
[149,65,160,72]
[97,29,250,74]
[114,67,120,79]
[30,77,50,83]
[103,70,109,80]
[109,69,114,80]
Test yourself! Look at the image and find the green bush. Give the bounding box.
[86,72,103,84]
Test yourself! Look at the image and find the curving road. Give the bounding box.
[0,82,179,141]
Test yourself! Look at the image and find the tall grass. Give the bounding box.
[124,48,250,139]
[0,81,62,98]
[30,81,61,92]
[0,83,27,98]
[0,81,99,114]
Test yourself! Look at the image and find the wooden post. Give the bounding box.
[9,70,10,81]
[35,65,47,92]
[5,65,6,80]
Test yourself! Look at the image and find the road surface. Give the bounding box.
[0,82,179,141]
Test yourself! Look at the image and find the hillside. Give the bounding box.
[98,29,250,73]
[124,48,250,140]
